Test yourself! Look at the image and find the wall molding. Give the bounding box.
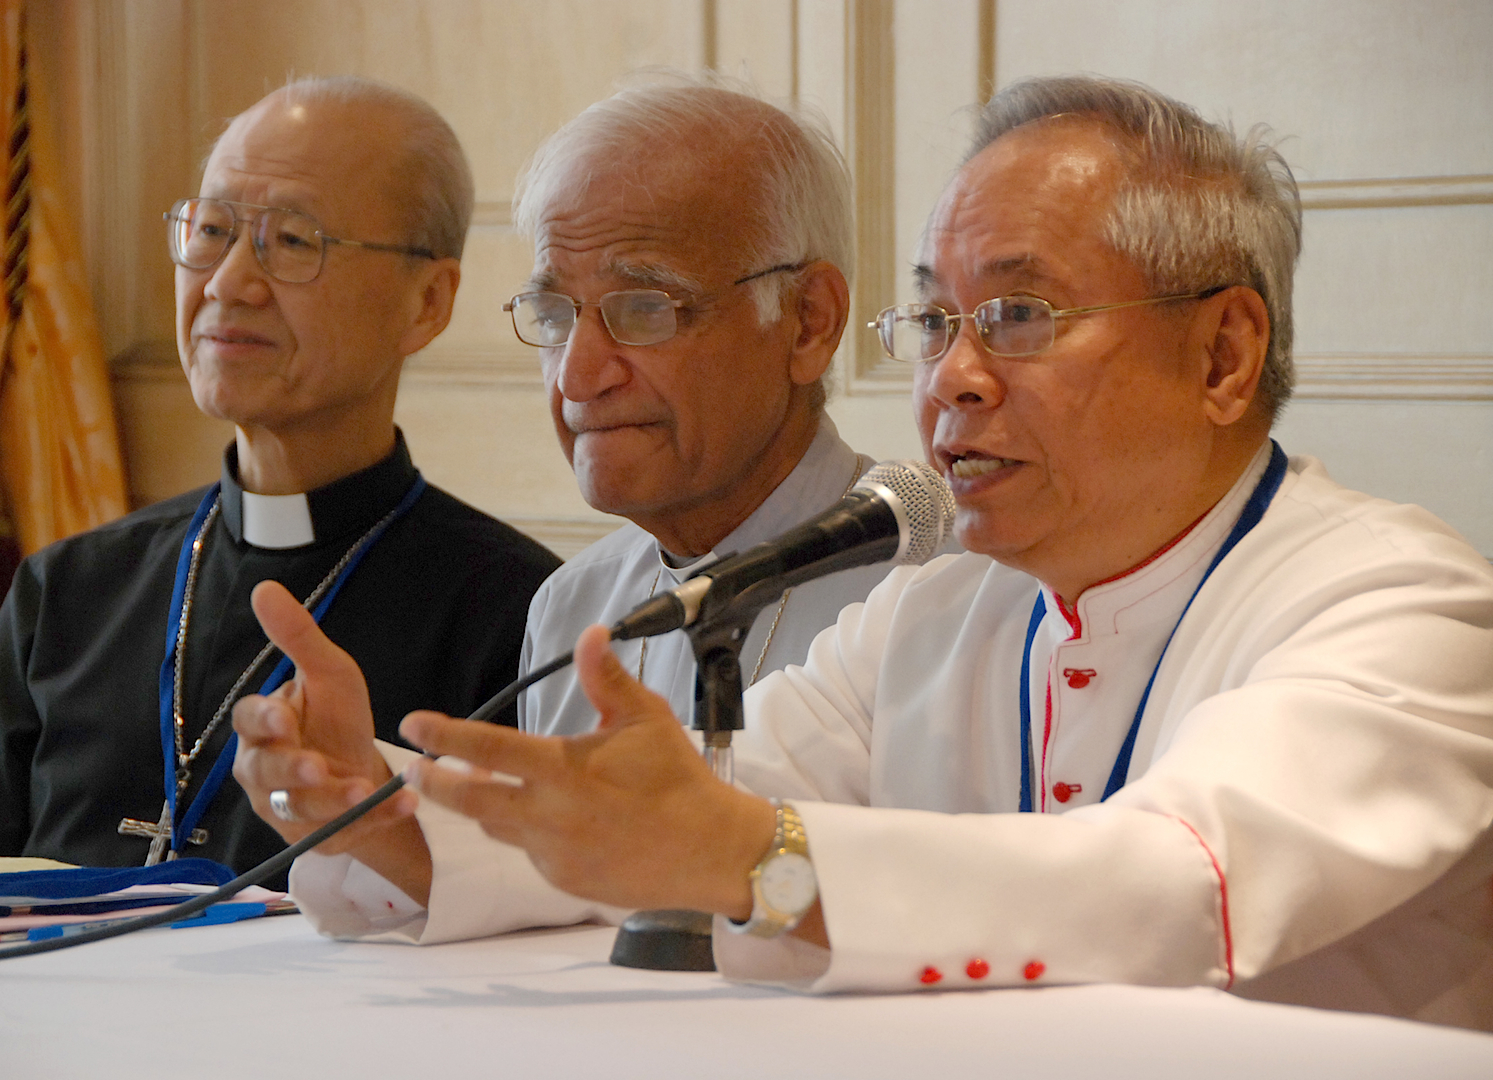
[846,352,917,396]
[503,515,624,560]
[1298,174,1493,210]
[402,345,542,387]
[471,200,513,228]
[113,339,1492,403]
[108,339,549,390]
[111,340,182,381]
[845,0,896,390]
[1293,353,1493,400]
[86,1,138,352]
[834,351,1493,402]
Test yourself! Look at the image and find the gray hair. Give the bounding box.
[512,74,854,327]
[225,75,474,261]
[968,75,1302,418]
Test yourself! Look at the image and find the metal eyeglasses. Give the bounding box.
[870,287,1226,362]
[165,197,437,284]
[505,262,809,348]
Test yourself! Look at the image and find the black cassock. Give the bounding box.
[0,432,560,887]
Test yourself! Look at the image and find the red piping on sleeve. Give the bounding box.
[1169,816,1235,989]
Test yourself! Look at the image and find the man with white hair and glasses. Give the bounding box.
[239,75,1491,1029]
[501,81,891,739]
[0,77,559,885]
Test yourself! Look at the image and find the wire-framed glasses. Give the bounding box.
[505,262,808,348]
[869,288,1225,362]
[165,198,437,284]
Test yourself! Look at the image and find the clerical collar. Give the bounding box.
[652,417,867,583]
[239,491,314,549]
[218,430,419,550]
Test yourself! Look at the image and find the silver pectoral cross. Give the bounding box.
[118,800,208,866]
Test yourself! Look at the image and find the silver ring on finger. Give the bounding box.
[268,789,297,823]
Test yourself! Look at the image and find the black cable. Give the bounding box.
[0,649,574,961]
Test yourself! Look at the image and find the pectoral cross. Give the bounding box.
[118,800,207,866]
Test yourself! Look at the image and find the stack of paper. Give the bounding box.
[0,858,294,942]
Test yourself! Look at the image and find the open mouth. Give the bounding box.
[949,455,1019,480]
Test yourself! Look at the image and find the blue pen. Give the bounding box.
[166,902,266,928]
[24,901,268,941]
[26,919,128,942]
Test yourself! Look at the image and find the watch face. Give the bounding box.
[760,851,817,914]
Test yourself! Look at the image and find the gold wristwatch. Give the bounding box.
[729,800,817,939]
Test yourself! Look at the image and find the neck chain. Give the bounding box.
[634,567,793,688]
[172,498,384,790]
[635,568,665,682]
[124,481,423,865]
[635,453,869,688]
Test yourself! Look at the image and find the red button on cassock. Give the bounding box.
[1052,781,1082,803]
[966,958,990,980]
[920,966,943,985]
[1023,960,1046,981]
[1063,668,1096,689]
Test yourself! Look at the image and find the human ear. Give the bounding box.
[1198,285,1269,427]
[398,258,461,358]
[787,260,850,386]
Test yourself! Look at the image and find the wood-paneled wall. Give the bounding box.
[33,0,1493,557]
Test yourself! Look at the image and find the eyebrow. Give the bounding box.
[524,259,706,298]
[982,254,1046,278]
[912,254,1052,296]
[525,269,560,293]
[603,258,705,296]
[199,188,322,221]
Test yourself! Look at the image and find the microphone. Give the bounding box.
[610,459,956,642]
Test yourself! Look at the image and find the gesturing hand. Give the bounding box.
[402,623,776,918]
[232,580,431,901]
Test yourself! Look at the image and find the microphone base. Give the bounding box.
[609,909,715,971]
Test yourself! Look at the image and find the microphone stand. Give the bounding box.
[689,617,749,784]
[608,610,753,971]
[604,478,932,970]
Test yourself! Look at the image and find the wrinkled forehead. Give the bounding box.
[915,121,1130,297]
[531,148,764,287]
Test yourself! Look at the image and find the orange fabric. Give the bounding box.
[0,0,128,557]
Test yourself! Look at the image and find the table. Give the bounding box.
[2,914,1491,1079]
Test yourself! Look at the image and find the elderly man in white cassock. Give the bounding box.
[234,75,1493,1030]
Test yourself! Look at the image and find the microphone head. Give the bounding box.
[856,459,956,565]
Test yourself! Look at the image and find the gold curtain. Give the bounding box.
[0,0,127,559]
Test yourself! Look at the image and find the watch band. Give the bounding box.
[729,799,817,939]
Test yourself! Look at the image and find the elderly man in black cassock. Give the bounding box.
[0,77,559,886]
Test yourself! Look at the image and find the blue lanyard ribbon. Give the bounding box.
[1017,442,1288,812]
[157,474,427,853]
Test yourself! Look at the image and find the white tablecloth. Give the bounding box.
[2,914,1490,1078]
